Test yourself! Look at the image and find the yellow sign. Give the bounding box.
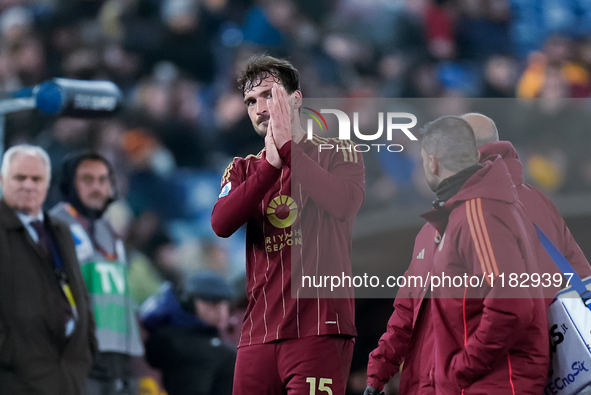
[138,377,167,395]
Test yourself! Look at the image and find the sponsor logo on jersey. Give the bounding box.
[266,195,298,228]
[416,248,425,259]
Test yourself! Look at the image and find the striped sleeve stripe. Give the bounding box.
[466,198,501,281]
[341,140,351,163]
[470,199,499,276]
[469,199,495,277]
[475,198,500,276]
[465,200,490,281]
[222,149,265,186]
[221,161,234,186]
[312,135,329,146]
[339,139,358,163]
[351,142,358,163]
[336,139,359,163]
[244,149,265,160]
[311,136,361,164]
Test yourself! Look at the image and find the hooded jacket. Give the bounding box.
[421,156,549,395]
[58,151,117,221]
[367,142,584,394]
[50,155,143,358]
[480,141,591,293]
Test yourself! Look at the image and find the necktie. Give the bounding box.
[30,219,78,336]
[30,220,51,258]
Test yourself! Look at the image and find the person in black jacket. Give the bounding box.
[140,271,236,395]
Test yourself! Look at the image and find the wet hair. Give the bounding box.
[421,115,479,173]
[237,53,300,96]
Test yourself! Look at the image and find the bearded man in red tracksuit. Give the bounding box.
[365,113,591,395]
[418,115,548,394]
[211,54,365,395]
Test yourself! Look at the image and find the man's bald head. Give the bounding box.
[461,113,499,147]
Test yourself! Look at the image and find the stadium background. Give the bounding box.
[1,0,591,393]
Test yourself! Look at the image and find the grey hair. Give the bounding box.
[421,115,479,173]
[1,144,51,181]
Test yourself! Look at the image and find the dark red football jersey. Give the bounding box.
[212,135,365,347]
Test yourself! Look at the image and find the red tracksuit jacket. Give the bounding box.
[480,141,591,296]
[422,156,549,395]
[367,142,587,394]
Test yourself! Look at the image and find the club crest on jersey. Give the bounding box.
[267,195,298,228]
[219,182,231,198]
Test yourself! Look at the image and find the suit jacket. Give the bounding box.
[0,200,97,394]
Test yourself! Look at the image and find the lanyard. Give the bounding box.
[45,222,78,317]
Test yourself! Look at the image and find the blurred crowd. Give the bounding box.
[2,0,591,305]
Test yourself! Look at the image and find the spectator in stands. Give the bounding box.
[140,271,236,395]
[517,35,591,98]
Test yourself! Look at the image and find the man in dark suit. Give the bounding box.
[0,144,97,394]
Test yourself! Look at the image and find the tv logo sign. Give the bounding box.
[303,108,418,152]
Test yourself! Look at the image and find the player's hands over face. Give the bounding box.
[265,128,282,169]
[269,83,292,149]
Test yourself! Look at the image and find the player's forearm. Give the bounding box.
[278,141,293,168]
[279,142,365,220]
[212,161,281,237]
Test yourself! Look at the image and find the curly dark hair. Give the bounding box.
[238,53,300,96]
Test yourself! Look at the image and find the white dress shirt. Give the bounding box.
[16,211,44,244]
